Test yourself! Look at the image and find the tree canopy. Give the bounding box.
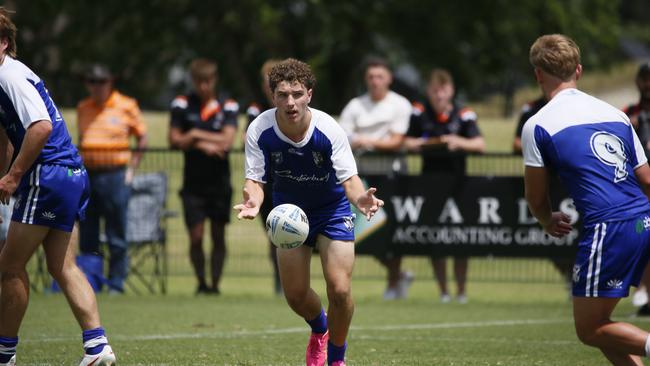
[8,0,638,114]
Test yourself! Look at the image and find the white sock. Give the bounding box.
[644,334,650,357]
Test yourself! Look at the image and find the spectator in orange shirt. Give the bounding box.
[77,64,148,294]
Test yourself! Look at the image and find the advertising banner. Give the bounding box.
[354,174,579,258]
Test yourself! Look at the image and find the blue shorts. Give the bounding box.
[304,212,356,247]
[573,215,650,298]
[11,164,90,232]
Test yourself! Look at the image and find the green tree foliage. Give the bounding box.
[7,0,629,114]
[379,0,620,113]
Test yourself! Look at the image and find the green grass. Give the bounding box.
[18,275,642,365]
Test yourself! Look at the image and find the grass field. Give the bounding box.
[22,71,642,365]
[17,276,642,365]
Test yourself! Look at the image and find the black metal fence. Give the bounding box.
[51,149,568,286]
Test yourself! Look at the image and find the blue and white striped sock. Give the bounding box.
[0,336,18,363]
[82,327,108,355]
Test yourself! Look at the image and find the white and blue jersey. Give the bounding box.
[522,88,650,297]
[0,57,81,167]
[0,56,88,232]
[245,108,358,245]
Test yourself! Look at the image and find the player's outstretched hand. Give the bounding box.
[543,211,572,238]
[233,187,260,220]
[356,187,384,221]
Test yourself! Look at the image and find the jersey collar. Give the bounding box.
[272,107,316,148]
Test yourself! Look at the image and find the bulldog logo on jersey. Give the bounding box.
[271,152,283,165]
[590,131,628,183]
[312,151,324,168]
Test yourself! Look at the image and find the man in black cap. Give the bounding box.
[624,62,650,149]
[76,63,148,294]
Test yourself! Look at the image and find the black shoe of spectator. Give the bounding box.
[196,283,220,295]
[196,284,210,295]
[637,305,650,317]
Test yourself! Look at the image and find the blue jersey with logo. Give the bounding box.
[245,108,358,219]
[0,56,82,167]
[522,88,650,226]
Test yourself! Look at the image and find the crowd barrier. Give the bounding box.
[27,149,576,288]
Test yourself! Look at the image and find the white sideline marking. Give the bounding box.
[23,318,571,343]
[352,318,566,331]
[353,335,576,345]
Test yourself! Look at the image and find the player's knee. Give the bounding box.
[47,261,78,283]
[0,267,26,282]
[574,324,599,346]
[47,265,66,282]
[0,258,27,276]
[284,287,309,308]
[326,283,351,306]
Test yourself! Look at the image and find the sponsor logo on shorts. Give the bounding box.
[635,216,650,234]
[41,211,56,220]
[343,215,355,232]
[572,264,580,283]
[68,167,82,176]
[606,279,623,290]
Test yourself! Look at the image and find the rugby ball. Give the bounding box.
[265,204,309,249]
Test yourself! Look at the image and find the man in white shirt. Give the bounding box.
[339,58,413,300]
